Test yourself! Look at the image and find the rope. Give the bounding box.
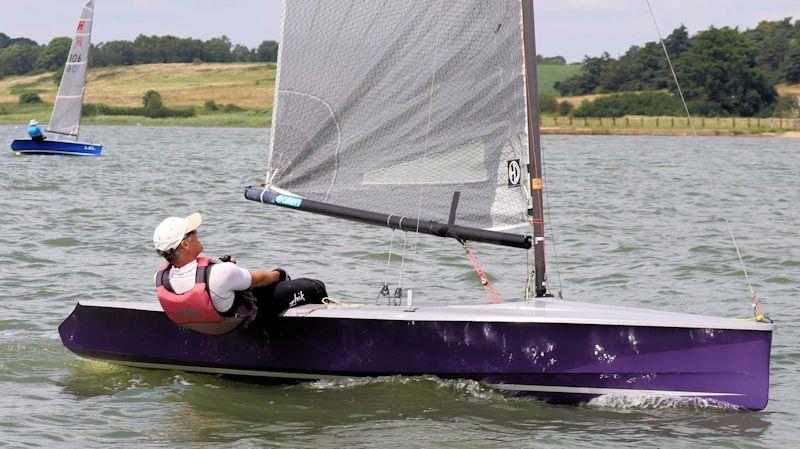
[646,0,763,317]
[376,228,396,304]
[395,228,409,305]
[463,243,501,304]
[296,297,363,317]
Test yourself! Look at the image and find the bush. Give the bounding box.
[557,101,574,116]
[19,92,42,104]
[52,66,64,85]
[83,103,144,116]
[573,92,684,117]
[766,95,800,118]
[539,94,558,114]
[204,100,219,111]
[222,103,243,113]
[192,57,203,65]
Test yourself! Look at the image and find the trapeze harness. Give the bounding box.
[156,257,256,335]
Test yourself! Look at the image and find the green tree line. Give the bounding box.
[0,32,278,79]
[555,18,800,117]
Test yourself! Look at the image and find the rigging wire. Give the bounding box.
[646,0,764,318]
[408,0,446,300]
[540,140,564,298]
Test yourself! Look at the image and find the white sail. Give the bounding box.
[267,0,532,231]
[48,0,94,138]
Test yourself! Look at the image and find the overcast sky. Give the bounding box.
[1,0,798,62]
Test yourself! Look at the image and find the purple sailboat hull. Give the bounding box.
[58,299,773,410]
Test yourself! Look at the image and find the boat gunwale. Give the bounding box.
[75,300,776,332]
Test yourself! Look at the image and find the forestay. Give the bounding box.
[48,0,94,138]
[268,0,532,231]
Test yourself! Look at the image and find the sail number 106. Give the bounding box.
[68,54,82,63]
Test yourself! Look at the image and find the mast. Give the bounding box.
[521,0,548,297]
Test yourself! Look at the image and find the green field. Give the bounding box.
[537,64,583,95]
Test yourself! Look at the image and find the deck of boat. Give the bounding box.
[79,298,774,332]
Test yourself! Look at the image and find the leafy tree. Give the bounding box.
[0,33,37,51]
[256,40,279,62]
[202,36,233,62]
[232,44,254,62]
[746,18,795,75]
[0,43,41,77]
[35,37,71,72]
[92,40,136,66]
[783,42,800,83]
[674,27,777,116]
[555,52,613,95]
[665,25,691,57]
[142,89,166,117]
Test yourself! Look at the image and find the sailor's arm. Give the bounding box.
[248,270,281,288]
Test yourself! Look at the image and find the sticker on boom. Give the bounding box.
[275,195,303,208]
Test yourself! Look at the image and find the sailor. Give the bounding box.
[27,119,45,142]
[153,212,327,330]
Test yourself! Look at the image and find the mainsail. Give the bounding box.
[265,0,533,232]
[48,0,94,138]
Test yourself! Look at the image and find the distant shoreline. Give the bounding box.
[2,120,797,139]
[540,127,800,138]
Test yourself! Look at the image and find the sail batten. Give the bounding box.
[48,0,94,139]
[267,0,532,232]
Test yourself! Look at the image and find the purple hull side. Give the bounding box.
[58,303,772,410]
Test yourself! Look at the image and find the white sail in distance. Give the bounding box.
[48,0,94,138]
[268,0,532,231]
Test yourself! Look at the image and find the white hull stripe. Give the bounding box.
[104,360,353,380]
[95,359,741,397]
[486,382,743,397]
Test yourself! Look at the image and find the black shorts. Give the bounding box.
[251,278,328,318]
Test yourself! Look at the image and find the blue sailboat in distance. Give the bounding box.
[10,0,102,156]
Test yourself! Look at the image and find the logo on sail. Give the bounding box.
[507,160,521,187]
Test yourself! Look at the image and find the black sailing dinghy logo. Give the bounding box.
[508,160,521,187]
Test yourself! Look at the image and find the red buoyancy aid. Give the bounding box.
[156,257,225,325]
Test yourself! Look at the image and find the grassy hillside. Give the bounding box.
[537,64,583,95]
[0,62,581,127]
[0,63,276,127]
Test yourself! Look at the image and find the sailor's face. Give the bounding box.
[181,230,203,256]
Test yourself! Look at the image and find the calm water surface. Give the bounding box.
[1,125,797,448]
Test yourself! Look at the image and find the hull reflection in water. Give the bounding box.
[59,299,773,410]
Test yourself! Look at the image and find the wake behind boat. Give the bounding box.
[10,0,102,156]
[59,0,774,410]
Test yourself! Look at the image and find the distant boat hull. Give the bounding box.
[10,139,102,156]
[59,299,774,410]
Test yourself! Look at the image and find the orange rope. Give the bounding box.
[463,244,501,304]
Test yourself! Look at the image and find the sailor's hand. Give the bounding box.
[274,268,289,282]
